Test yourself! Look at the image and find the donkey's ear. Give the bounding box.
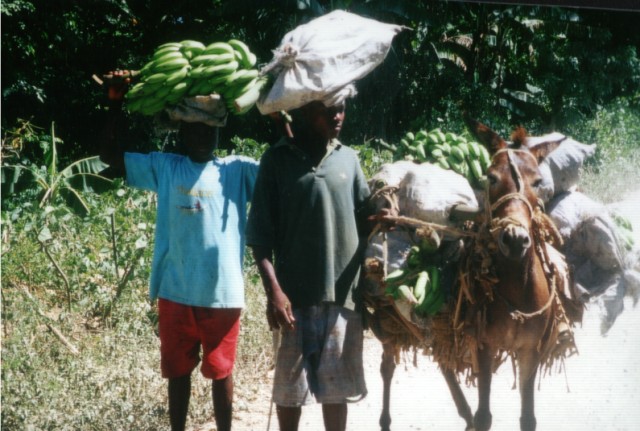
[463,112,507,154]
[510,127,527,149]
[528,138,565,164]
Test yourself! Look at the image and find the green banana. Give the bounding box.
[413,266,440,315]
[415,130,429,141]
[191,53,235,67]
[153,57,190,73]
[456,142,470,158]
[188,65,208,79]
[164,67,190,86]
[152,46,182,60]
[154,85,174,100]
[430,148,444,159]
[386,269,406,282]
[467,141,481,159]
[152,51,185,64]
[435,143,451,153]
[144,72,168,85]
[479,146,492,168]
[413,271,430,304]
[445,132,457,143]
[165,81,190,104]
[231,76,269,114]
[228,39,255,69]
[156,42,182,50]
[203,61,240,79]
[470,159,484,182]
[187,79,208,97]
[397,284,418,304]
[125,96,144,112]
[203,42,235,56]
[180,40,206,51]
[435,157,450,170]
[227,76,258,100]
[139,97,166,115]
[434,130,446,144]
[450,146,466,163]
[424,288,445,315]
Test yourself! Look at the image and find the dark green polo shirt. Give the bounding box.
[246,138,371,310]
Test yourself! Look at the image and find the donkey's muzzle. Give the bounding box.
[498,225,531,259]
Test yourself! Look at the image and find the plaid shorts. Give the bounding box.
[272,303,367,406]
[158,298,241,380]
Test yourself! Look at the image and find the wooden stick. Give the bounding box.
[386,215,476,238]
[18,284,80,356]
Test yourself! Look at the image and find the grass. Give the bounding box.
[1,184,273,431]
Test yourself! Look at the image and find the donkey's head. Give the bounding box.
[464,113,561,260]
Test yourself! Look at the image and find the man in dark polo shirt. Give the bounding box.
[246,100,371,431]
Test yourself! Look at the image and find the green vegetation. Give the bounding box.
[2,1,639,429]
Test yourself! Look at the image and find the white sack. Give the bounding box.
[526,133,596,201]
[368,161,478,228]
[368,160,418,213]
[570,214,624,271]
[166,94,228,127]
[540,137,596,196]
[365,230,414,275]
[257,10,403,114]
[535,162,555,203]
[397,163,478,228]
[547,191,605,238]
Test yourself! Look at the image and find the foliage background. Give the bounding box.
[2,1,639,430]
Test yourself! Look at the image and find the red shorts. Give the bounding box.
[158,298,241,380]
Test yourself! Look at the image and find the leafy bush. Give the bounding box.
[1,136,275,430]
[565,97,640,202]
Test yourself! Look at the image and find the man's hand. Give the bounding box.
[368,207,398,232]
[267,290,295,331]
[106,70,133,102]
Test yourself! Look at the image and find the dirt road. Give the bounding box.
[213,191,640,431]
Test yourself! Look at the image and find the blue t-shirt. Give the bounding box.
[125,152,259,308]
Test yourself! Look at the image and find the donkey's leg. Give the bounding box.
[442,368,474,430]
[474,347,493,431]
[518,349,539,431]
[379,342,396,431]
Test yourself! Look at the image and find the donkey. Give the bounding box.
[441,114,575,431]
[372,115,579,431]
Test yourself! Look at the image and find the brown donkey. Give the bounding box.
[439,115,580,431]
[369,116,580,430]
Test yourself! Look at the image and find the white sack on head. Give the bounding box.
[257,10,404,114]
[166,94,228,127]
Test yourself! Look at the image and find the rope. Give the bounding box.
[384,215,476,238]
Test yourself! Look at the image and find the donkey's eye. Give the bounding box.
[487,173,498,185]
[531,178,542,188]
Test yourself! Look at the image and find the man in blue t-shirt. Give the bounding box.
[100,71,258,431]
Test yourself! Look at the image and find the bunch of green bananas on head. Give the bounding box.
[125,39,268,117]
[394,128,492,187]
[384,243,446,318]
